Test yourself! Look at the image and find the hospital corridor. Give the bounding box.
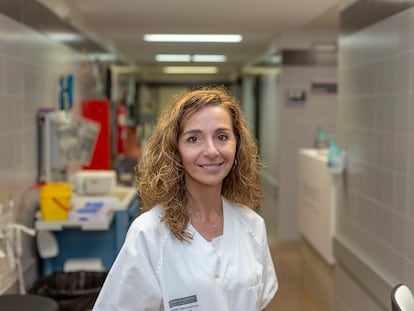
[1,0,414,310]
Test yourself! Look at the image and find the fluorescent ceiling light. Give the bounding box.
[155,54,192,62]
[163,66,219,74]
[155,54,227,62]
[87,53,118,62]
[48,32,84,42]
[144,34,242,43]
[192,55,227,62]
[242,67,281,75]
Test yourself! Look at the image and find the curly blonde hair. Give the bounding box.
[136,86,262,241]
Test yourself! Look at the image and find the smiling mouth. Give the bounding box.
[199,163,223,169]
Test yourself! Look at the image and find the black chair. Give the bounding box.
[391,284,414,311]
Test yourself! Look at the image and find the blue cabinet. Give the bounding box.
[36,191,140,276]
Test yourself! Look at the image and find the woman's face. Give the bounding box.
[178,105,237,190]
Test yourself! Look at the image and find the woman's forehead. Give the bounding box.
[182,105,232,125]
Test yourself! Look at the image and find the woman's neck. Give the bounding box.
[186,184,222,215]
[186,186,224,241]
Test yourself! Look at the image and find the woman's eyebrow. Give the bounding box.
[182,127,232,136]
[181,129,202,136]
[215,127,232,132]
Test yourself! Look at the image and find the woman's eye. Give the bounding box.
[217,134,228,141]
[187,136,198,143]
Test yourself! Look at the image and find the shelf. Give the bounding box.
[35,210,114,231]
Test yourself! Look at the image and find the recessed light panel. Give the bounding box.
[144,34,242,43]
[155,54,192,62]
[48,32,84,43]
[192,55,227,62]
[163,66,219,74]
[155,54,227,62]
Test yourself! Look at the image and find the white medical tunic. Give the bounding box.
[93,197,278,311]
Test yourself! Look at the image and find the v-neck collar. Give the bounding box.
[187,197,231,245]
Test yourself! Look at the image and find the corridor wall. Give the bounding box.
[0,11,83,293]
[334,1,414,310]
[258,73,281,245]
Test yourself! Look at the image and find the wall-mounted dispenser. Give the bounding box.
[327,135,346,173]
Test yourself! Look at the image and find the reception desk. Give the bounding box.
[297,148,335,265]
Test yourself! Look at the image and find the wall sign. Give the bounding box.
[286,89,306,106]
[311,82,337,94]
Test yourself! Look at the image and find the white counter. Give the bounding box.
[297,148,335,265]
[35,186,137,231]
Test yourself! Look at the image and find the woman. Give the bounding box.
[93,86,278,311]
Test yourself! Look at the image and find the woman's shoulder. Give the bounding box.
[223,197,266,233]
[120,205,168,276]
[224,198,263,219]
[127,205,167,238]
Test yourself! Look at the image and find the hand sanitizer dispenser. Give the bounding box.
[327,135,346,173]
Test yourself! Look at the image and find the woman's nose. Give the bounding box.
[203,139,219,156]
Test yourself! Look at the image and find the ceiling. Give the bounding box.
[38,0,339,82]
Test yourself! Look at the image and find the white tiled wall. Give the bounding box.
[335,6,414,311]
[0,13,81,293]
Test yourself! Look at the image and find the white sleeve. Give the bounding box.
[259,222,278,310]
[92,220,163,311]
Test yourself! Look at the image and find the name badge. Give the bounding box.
[169,295,200,310]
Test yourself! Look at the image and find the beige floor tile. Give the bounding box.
[265,239,334,311]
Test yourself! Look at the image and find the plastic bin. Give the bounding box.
[30,271,107,311]
[40,183,72,221]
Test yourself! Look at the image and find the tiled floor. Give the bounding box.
[266,239,334,311]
